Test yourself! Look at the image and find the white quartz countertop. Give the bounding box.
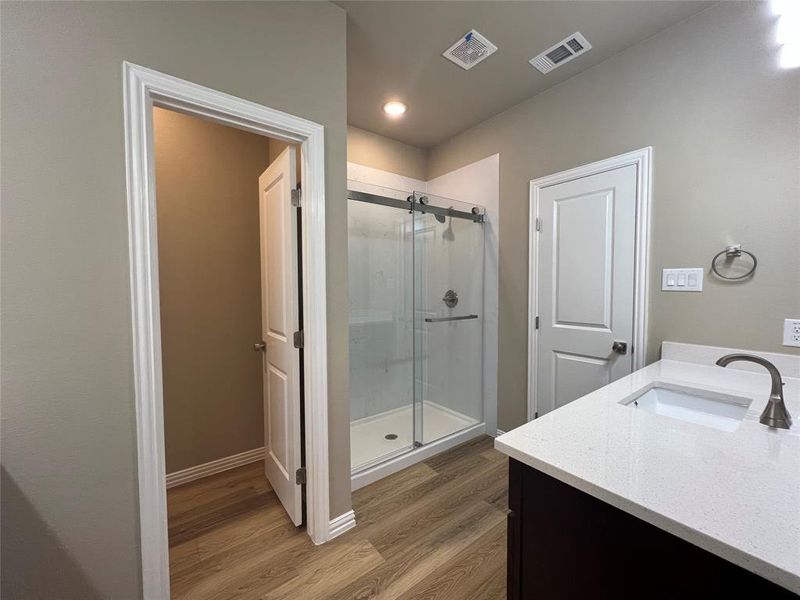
[495,346,800,594]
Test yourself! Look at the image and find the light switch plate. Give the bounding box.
[662,268,703,292]
[783,319,800,347]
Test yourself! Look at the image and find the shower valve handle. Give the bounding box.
[443,290,459,308]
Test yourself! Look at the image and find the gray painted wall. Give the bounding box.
[427,2,800,431]
[0,2,350,598]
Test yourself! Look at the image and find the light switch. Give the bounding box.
[662,268,703,292]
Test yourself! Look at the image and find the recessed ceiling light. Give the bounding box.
[383,101,407,117]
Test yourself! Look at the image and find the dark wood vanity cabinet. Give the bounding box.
[506,459,796,599]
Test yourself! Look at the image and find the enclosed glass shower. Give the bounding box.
[348,185,484,473]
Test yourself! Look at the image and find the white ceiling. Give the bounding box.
[338,1,715,148]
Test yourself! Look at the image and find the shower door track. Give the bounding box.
[347,190,484,223]
[351,422,485,491]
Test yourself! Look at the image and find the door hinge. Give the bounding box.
[535,316,539,330]
[535,217,541,232]
[293,330,304,349]
[291,188,301,207]
[295,467,306,485]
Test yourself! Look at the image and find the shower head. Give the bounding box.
[442,207,455,241]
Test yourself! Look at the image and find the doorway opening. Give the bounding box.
[152,104,306,554]
[124,63,333,599]
[527,148,652,420]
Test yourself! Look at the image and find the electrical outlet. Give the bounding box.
[783,319,800,348]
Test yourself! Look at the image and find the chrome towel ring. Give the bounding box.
[711,244,757,280]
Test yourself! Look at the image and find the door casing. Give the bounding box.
[527,148,652,421]
[123,62,335,600]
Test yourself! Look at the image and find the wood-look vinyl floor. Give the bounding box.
[168,436,508,599]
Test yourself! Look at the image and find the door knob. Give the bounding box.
[612,341,628,355]
[253,341,266,352]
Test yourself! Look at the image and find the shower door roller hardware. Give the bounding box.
[295,467,306,485]
[414,195,429,215]
[612,341,628,355]
[290,188,301,207]
[443,289,459,308]
[253,341,266,352]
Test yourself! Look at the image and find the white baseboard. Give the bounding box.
[328,510,356,540]
[166,447,264,489]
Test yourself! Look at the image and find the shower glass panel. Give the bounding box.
[347,185,415,471]
[413,191,484,445]
[348,183,484,474]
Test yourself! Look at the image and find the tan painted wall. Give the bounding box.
[0,2,349,598]
[347,125,428,180]
[427,2,800,431]
[154,107,268,474]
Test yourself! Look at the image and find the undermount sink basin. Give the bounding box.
[620,383,752,432]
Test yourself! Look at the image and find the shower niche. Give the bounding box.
[348,187,485,483]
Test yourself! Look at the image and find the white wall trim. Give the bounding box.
[166,447,264,489]
[328,510,357,540]
[123,62,331,599]
[527,147,652,421]
[494,429,506,437]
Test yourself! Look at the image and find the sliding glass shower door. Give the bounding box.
[348,185,484,473]
[348,187,415,471]
[413,192,484,446]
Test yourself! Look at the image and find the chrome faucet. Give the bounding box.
[715,354,792,429]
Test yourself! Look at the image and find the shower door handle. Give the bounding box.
[424,314,479,323]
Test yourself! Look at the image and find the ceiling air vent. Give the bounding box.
[529,32,592,74]
[443,29,498,70]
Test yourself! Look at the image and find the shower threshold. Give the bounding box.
[350,401,484,490]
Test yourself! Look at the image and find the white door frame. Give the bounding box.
[527,147,652,421]
[123,62,331,599]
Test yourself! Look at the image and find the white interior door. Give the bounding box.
[258,146,303,525]
[535,164,637,416]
